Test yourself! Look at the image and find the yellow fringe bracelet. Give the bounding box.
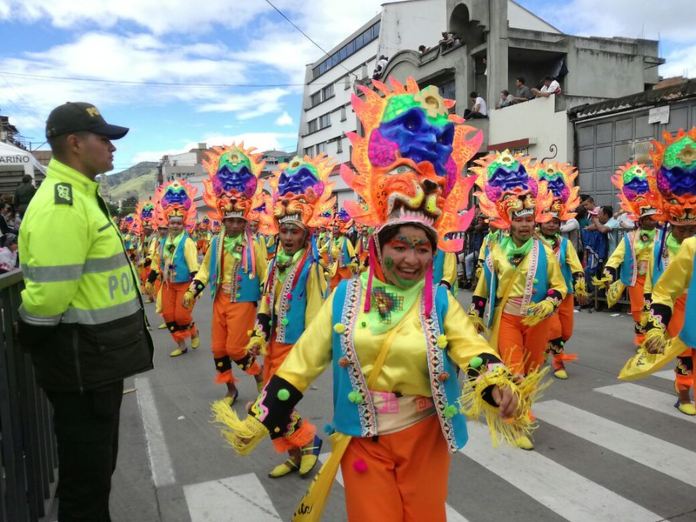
[459,364,550,447]
[210,401,269,456]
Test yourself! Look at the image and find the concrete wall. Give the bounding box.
[379,0,445,56]
[489,95,572,162]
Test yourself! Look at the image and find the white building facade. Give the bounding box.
[297,0,447,206]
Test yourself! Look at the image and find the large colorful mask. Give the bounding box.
[203,144,265,221]
[331,207,354,235]
[262,154,336,234]
[135,200,155,231]
[611,162,660,221]
[532,161,579,221]
[471,150,552,229]
[650,128,696,225]
[121,213,140,236]
[198,216,211,231]
[154,179,198,228]
[341,77,481,252]
[211,219,221,234]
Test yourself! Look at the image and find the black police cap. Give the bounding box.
[45,102,129,140]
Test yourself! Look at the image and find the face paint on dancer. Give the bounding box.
[381,225,433,288]
[279,223,307,255]
[539,217,560,237]
[168,216,184,236]
[223,217,246,237]
[510,214,535,245]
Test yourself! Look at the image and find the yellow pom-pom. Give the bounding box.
[333,323,347,334]
[437,335,448,349]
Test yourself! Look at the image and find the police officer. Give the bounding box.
[18,102,154,521]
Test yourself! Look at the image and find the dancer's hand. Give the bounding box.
[182,291,194,309]
[210,403,269,456]
[591,273,612,289]
[522,299,556,326]
[492,386,518,419]
[644,328,667,354]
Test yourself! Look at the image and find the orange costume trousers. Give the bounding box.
[498,312,550,376]
[265,335,315,452]
[547,294,575,342]
[211,295,260,384]
[161,281,196,343]
[341,414,449,522]
[628,274,646,345]
[330,266,354,291]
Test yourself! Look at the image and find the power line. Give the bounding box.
[263,0,355,78]
[0,70,324,88]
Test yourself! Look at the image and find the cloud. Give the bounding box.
[660,44,696,79]
[275,111,294,126]
[129,132,297,164]
[198,88,291,119]
[527,0,696,43]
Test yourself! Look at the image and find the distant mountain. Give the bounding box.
[105,161,158,186]
[100,161,158,202]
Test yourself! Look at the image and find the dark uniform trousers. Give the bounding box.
[46,380,124,522]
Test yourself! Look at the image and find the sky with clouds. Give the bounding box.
[0,0,693,172]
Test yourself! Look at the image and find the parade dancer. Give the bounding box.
[186,144,268,404]
[136,200,157,302]
[470,150,566,450]
[241,154,334,479]
[620,128,696,415]
[533,161,589,379]
[195,216,212,256]
[147,179,201,356]
[592,162,660,346]
[323,207,358,290]
[121,213,140,264]
[211,78,537,522]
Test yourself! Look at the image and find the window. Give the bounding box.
[311,21,380,79]
[336,137,343,154]
[316,141,327,154]
[307,119,318,133]
[344,75,351,90]
[340,106,347,121]
[319,113,331,129]
[322,83,334,100]
[310,91,321,107]
[361,64,368,79]
[304,146,313,156]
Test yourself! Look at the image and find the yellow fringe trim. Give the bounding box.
[460,365,551,447]
[210,400,268,456]
[606,280,625,309]
[573,278,590,301]
[521,300,555,327]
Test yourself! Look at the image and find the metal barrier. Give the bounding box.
[0,270,57,522]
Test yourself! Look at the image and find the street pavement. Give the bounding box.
[99,290,696,522]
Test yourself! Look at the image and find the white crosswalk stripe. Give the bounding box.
[184,473,282,522]
[596,383,696,424]
[460,422,661,522]
[535,399,696,487]
[653,369,676,380]
[318,453,470,522]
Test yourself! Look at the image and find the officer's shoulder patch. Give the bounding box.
[54,183,73,205]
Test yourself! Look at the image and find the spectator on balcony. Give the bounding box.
[464,91,488,119]
[498,89,514,108]
[511,77,534,104]
[439,31,455,51]
[372,55,388,80]
[418,44,429,55]
[532,76,562,98]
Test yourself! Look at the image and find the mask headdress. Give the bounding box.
[340,76,481,253]
[198,216,211,230]
[611,162,660,221]
[262,154,336,234]
[154,179,198,228]
[135,200,155,232]
[122,213,140,236]
[471,150,553,229]
[532,160,580,221]
[202,143,265,222]
[650,128,696,225]
[331,206,354,235]
[211,219,221,234]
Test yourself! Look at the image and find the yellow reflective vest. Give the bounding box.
[18,158,153,391]
[20,159,143,326]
